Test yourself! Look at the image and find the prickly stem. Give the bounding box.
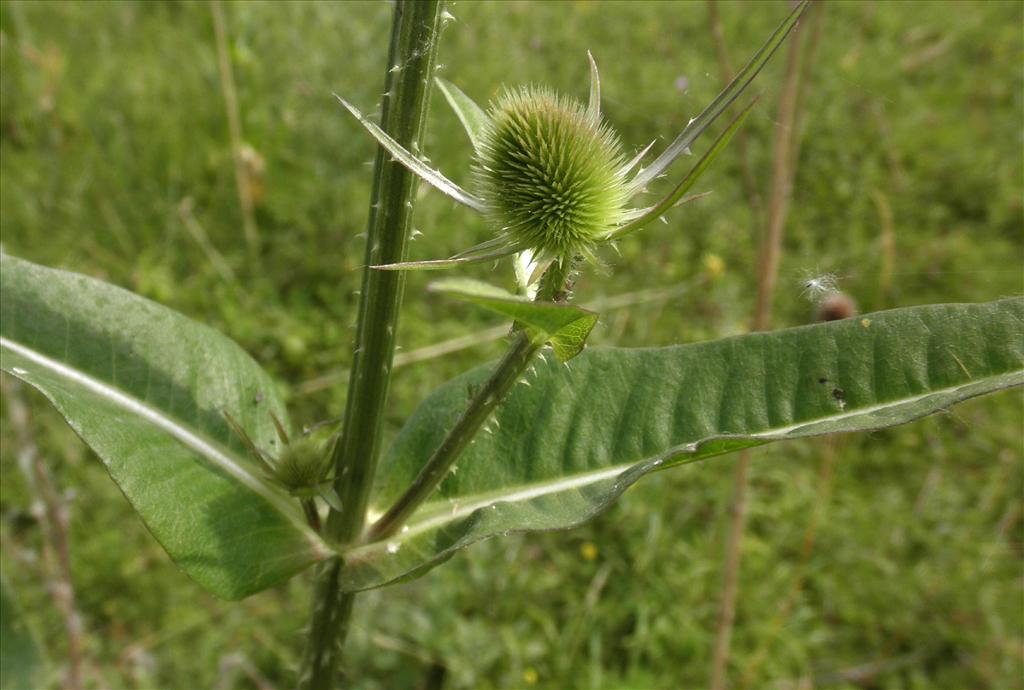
[297,3,445,688]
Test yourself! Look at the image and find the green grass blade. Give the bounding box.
[337,298,1023,591]
[0,255,330,599]
[629,0,808,193]
[335,94,487,213]
[435,77,491,153]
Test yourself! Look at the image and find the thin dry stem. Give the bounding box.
[868,99,908,190]
[773,652,929,690]
[751,20,806,332]
[3,378,85,690]
[296,276,707,396]
[211,1,260,264]
[178,196,239,288]
[710,450,750,690]
[710,4,821,688]
[786,4,824,171]
[296,324,510,395]
[871,189,896,307]
[707,0,764,229]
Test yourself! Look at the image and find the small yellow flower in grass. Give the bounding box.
[523,668,539,685]
[702,252,725,282]
[580,541,599,561]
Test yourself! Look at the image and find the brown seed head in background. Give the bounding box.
[817,292,857,322]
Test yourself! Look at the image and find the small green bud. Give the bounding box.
[272,432,332,497]
[475,86,629,261]
[222,409,337,524]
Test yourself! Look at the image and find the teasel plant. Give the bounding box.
[334,0,811,547]
[3,3,1020,689]
[295,4,810,684]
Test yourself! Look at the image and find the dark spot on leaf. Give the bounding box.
[832,388,846,404]
[818,377,829,384]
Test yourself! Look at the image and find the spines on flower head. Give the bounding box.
[474,86,630,262]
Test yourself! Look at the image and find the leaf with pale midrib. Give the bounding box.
[0,255,330,599]
[340,298,1024,592]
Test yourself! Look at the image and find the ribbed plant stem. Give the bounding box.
[298,3,443,688]
[367,259,574,542]
[210,0,260,266]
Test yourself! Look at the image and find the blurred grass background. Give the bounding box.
[1,1,1021,688]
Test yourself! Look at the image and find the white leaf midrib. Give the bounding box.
[1,336,328,556]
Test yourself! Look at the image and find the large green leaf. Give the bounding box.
[0,579,43,690]
[340,298,1023,591]
[0,255,330,599]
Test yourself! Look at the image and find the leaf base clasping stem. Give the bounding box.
[368,259,574,542]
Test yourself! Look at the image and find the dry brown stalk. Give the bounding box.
[3,379,85,690]
[707,0,764,229]
[211,0,261,264]
[709,3,824,688]
[871,189,897,307]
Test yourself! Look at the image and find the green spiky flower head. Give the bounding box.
[475,86,629,261]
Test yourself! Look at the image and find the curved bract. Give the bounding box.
[338,298,1024,591]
